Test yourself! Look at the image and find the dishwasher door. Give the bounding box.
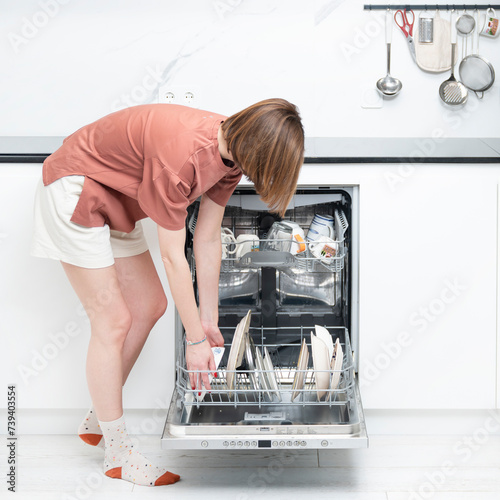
[162,187,367,450]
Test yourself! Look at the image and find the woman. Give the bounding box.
[31,98,304,486]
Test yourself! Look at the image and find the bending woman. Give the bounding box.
[31,98,304,486]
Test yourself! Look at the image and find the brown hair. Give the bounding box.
[221,98,304,216]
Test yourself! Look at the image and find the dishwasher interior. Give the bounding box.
[162,186,367,449]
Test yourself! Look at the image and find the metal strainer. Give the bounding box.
[459,10,495,98]
[456,11,475,35]
[456,10,475,58]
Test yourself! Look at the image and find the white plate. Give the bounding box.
[244,334,259,391]
[328,338,344,399]
[310,331,330,401]
[315,325,334,360]
[255,346,273,401]
[292,338,309,401]
[263,346,281,401]
[226,310,251,392]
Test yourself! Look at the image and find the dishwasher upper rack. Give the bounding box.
[221,238,345,273]
[175,325,356,409]
[219,208,348,273]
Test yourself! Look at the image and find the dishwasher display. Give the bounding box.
[162,187,367,449]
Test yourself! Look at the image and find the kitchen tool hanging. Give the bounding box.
[376,9,402,97]
[394,8,416,62]
[456,9,476,59]
[418,8,434,43]
[459,9,496,98]
[439,10,468,107]
[415,10,457,72]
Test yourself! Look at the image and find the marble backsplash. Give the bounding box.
[2,0,499,138]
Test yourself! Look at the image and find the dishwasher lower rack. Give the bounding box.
[162,326,368,450]
[176,325,354,408]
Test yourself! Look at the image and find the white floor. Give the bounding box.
[6,434,500,499]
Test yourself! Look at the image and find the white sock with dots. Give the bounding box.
[78,407,104,448]
[98,415,180,487]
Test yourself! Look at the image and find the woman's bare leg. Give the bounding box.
[113,251,167,384]
[62,262,131,422]
[62,259,179,486]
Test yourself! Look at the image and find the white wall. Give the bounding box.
[1,0,500,138]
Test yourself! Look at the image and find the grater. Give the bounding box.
[419,17,434,43]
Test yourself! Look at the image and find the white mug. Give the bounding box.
[235,234,259,258]
[221,227,236,260]
[309,236,339,263]
[480,8,499,37]
[306,214,335,242]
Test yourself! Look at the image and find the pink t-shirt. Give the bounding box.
[42,104,242,232]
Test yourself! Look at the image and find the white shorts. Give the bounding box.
[30,175,149,269]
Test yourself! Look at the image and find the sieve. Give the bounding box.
[456,10,475,58]
[456,11,475,35]
[439,11,468,107]
[459,10,495,98]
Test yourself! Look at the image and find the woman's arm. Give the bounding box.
[193,195,226,346]
[157,225,215,391]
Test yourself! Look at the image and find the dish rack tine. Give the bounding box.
[334,208,349,240]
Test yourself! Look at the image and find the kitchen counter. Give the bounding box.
[1,136,500,163]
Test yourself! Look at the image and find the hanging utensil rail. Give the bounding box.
[364,4,500,10]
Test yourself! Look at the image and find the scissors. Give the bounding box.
[394,9,416,63]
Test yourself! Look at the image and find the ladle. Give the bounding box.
[377,9,402,97]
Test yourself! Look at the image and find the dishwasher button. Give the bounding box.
[272,441,278,447]
[321,440,328,447]
[279,441,285,447]
[201,441,208,448]
[293,441,300,447]
[244,441,250,447]
[237,441,243,447]
[300,441,307,447]
[251,441,257,447]
[223,441,229,447]
[286,441,293,447]
[230,441,236,447]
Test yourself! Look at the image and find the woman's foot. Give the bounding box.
[99,415,180,487]
[78,407,104,448]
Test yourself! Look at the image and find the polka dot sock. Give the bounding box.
[78,407,104,448]
[98,415,180,487]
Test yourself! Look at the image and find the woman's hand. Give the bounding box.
[185,339,216,393]
[201,321,225,347]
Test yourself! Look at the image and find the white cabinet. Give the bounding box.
[2,162,498,412]
[0,165,176,411]
[300,164,498,410]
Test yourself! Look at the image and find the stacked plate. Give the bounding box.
[225,316,343,402]
[292,325,344,402]
[226,310,281,401]
[226,310,252,392]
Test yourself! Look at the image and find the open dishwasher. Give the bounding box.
[162,186,367,449]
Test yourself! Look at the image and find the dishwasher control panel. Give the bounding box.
[187,437,364,450]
